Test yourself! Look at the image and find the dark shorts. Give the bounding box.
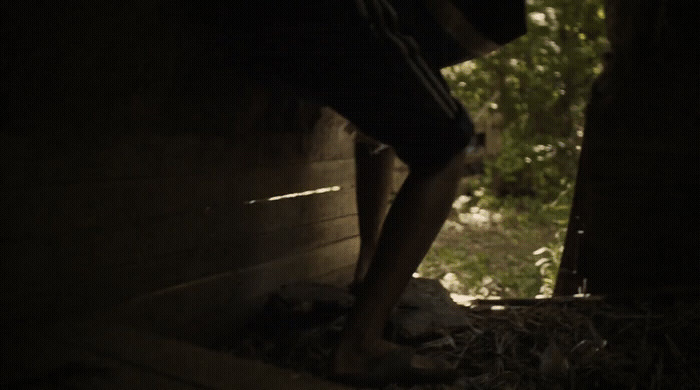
[226,1,474,170]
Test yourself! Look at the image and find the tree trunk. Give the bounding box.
[555,0,700,296]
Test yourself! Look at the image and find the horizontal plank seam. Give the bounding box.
[235,213,359,235]
[146,237,360,298]
[0,175,202,190]
[282,234,360,261]
[2,157,358,187]
[76,345,215,390]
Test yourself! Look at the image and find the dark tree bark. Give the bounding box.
[555,0,700,296]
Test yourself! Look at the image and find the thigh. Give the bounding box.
[230,0,474,169]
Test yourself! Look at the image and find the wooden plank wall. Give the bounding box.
[1,1,360,382]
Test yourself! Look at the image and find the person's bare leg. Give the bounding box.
[353,141,395,286]
[334,150,466,375]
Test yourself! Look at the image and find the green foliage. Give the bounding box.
[420,186,573,299]
[443,0,608,200]
[421,1,607,299]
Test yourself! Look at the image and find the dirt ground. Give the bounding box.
[418,210,562,300]
[225,280,700,390]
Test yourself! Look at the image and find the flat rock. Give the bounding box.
[263,278,473,341]
[391,278,474,340]
[273,282,355,311]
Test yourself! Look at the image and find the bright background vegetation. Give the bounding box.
[417,0,608,301]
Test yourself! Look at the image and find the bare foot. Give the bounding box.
[333,337,399,375]
[332,336,459,386]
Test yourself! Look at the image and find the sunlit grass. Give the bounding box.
[418,180,571,301]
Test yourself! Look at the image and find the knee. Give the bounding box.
[403,145,468,178]
[438,146,468,177]
[394,103,474,175]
